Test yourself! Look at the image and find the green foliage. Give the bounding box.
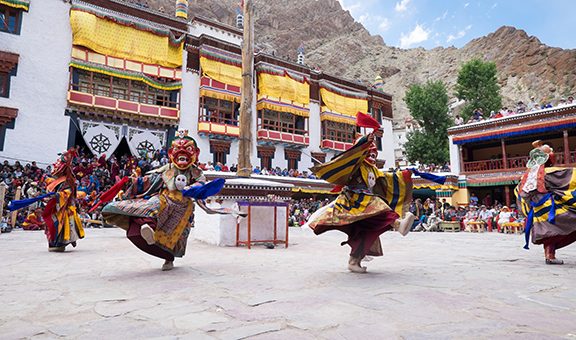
[455,59,502,121]
[403,80,451,165]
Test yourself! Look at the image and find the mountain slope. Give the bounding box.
[146,0,576,125]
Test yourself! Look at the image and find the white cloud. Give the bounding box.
[464,2,470,7]
[338,0,362,14]
[395,0,410,12]
[434,11,448,22]
[446,25,472,43]
[491,3,498,9]
[400,24,430,48]
[378,17,391,32]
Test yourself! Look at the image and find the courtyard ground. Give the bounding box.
[0,227,575,339]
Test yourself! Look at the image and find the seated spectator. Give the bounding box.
[516,101,526,113]
[21,208,45,231]
[558,98,567,107]
[454,114,464,125]
[568,96,575,105]
[214,162,222,171]
[497,206,513,231]
[463,206,480,232]
[443,206,457,221]
[478,205,493,229]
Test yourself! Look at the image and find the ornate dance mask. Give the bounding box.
[168,130,199,170]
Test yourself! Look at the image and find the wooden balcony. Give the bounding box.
[320,139,353,152]
[257,129,309,146]
[463,152,576,173]
[67,90,179,120]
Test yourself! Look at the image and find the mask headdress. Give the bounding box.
[169,130,200,170]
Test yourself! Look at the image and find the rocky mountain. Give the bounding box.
[143,0,576,126]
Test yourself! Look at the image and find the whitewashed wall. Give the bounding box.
[188,21,242,45]
[0,0,72,166]
[379,116,396,169]
[448,135,461,174]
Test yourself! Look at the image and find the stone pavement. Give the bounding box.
[0,228,575,339]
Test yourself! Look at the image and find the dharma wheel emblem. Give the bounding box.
[89,133,111,154]
[137,140,155,156]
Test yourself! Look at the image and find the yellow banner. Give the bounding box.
[200,57,242,88]
[258,73,309,107]
[320,88,367,117]
[0,0,29,11]
[70,10,183,68]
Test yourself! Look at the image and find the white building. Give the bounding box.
[0,0,396,172]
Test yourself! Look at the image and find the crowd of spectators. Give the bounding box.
[288,198,330,227]
[409,193,523,232]
[454,95,576,125]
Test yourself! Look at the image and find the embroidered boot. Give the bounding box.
[140,224,156,245]
[348,256,367,273]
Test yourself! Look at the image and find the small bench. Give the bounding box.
[502,222,524,234]
[468,221,486,233]
[440,221,460,232]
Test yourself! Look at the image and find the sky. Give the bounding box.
[336,0,576,50]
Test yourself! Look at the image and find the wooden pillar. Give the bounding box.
[563,130,570,164]
[0,183,6,223]
[10,186,21,229]
[504,186,511,207]
[459,145,464,172]
[236,0,254,178]
[501,139,508,169]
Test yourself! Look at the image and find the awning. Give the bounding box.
[256,64,309,116]
[70,4,184,68]
[320,82,367,122]
[0,0,29,11]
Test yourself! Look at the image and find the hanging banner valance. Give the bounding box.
[127,128,167,158]
[71,46,182,80]
[79,120,123,159]
[199,46,242,88]
[0,0,29,11]
[320,87,368,118]
[70,5,183,68]
[199,57,242,88]
[320,112,356,125]
[70,60,182,91]
[256,64,310,117]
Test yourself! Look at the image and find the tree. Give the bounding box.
[404,80,451,165]
[455,59,502,121]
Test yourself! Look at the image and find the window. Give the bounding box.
[257,146,275,170]
[200,96,238,125]
[259,109,307,135]
[0,5,22,35]
[285,149,301,171]
[209,140,231,167]
[70,69,178,108]
[322,121,355,144]
[0,72,8,97]
[0,51,18,97]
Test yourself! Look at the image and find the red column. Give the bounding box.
[504,186,511,207]
[563,130,570,164]
[501,139,508,169]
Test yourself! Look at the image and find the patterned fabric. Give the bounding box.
[516,167,576,248]
[155,190,194,257]
[373,169,413,217]
[319,86,368,119]
[43,191,85,247]
[257,68,310,113]
[310,136,371,185]
[175,0,188,19]
[200,57,242,88]
[70,9,183,68]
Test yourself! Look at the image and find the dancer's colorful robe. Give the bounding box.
[516,166,576,251]
[307,135,412,258]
